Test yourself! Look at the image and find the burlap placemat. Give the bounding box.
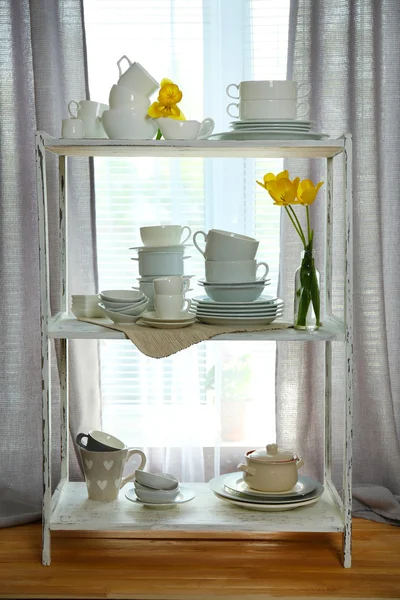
[79,317,292,359]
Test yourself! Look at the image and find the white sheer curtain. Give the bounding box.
[83,0,290,481]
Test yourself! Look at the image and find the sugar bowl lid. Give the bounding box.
[247,443,295,463]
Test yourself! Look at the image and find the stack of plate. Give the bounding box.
[209,119,329,141]
[209,472,324,511]
[190,295,283,326]
[138,310,196,329]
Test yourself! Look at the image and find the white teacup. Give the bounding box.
[205,259,269,283]
[140,225,191,247]
[226,80,310,101]
[156,118,215,140]
[227,99,309,120]
[117,56,159,96]
[153,276,190,295]
[68,100,109,138]
[109,84,151,110]
[61,118,84,139]
[193,229,259,262]
[154,294,191,320]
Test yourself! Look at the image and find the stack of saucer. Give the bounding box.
[124,470,195,509]
[209,472,324,512]
[190,294,283,326]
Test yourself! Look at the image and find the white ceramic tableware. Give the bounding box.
[100,298,147,311]
[97,303,146,323]
[102,107,158,140]
[76,429,126,452]
[134,485,180,503]
[154,294,191,320]
[226,80,310,101]
[125,486,195,508]
[68,100,109,138]
[226,99,309,120]
[198,278,270,287]
[99,289,145,303]
[109,84,151,110]
[140,225,191,247]
[116,56,159,96]
[61,118,84,139]
[193,229,259,262]
[132,251,189,277]
[134,470,179,490]
[195,314,281,326]
[153,275,190,295]
[71,305,104,319]
[205,259,269,283]
[156,117,215,140]
[202,283,266,303]
[237,444,304,493]
[222,473,317,499]
[103,299,149,316]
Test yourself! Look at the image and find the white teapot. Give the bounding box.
[237,443,304,492]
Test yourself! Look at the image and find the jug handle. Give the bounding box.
[117,55,132,78]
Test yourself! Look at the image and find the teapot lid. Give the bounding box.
[248,443,295,462]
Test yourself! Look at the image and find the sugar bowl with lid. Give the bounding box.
[237,443,304,492]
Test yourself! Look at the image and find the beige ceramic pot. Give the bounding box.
[237,443,304,492]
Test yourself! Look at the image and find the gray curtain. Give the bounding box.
[277,0,400,523]
[0,0,101,527]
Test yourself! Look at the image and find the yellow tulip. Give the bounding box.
[256,170,289,191]
[148,102,186,120]
[158,82,183,107]
[296,179,324,205]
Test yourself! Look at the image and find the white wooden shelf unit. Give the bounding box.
[35,132,353,568]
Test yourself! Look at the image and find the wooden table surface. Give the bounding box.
[0,519,399,599]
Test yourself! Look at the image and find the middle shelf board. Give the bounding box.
[47,313,345,341]
[51,482,344,534]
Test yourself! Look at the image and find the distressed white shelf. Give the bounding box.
[40,132,344,159]
[47,312,345,341]
[51,482,344,534]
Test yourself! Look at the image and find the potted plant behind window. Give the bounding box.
[206,353,252,442]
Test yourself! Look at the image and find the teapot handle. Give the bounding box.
[117,55,132,78]
[237,462,256,476]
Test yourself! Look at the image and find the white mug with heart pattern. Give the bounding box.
[80,446,146,502]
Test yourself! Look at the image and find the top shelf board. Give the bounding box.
[39,132,345,159]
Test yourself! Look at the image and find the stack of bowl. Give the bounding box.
[97,289,149,324]
[71,294,104,318]
[131,225,193,310]
[133,471,180,506]
[101,56,159,140]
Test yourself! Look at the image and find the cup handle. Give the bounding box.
[255,261,269,281]
[68,100,79,119]
[120,448,147,489]
[182,298,192,313]
[297,82,311,99]
[197,118,215,139]
[226,83,240,100]
[76,433,88,449]
[182,277,191,292]
[296,101,309,119]
[193,230,207,258]
[117,55,132,78]
[226,103,239,119]
[180,226,192,245]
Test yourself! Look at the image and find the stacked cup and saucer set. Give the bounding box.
[210,79,328,141]
[209,443,324,511]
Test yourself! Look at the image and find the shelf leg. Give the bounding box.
[60,339,69,482]
[342,133,353,568]
[36,133,52,566]
[324,341,332,484]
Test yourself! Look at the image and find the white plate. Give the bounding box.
[196,314,281,326]
[209,474,323,506]
[198,278,270,287]
[192,300,283,311]
[222,473,316,499]
[193,310,282,319]
[125,486,195,508]
[129,244,192,252]
[213,491,321,511]
[230,119,314,126]
[231,124,313,131]
[138,319,196,329]
[192,295,280,306]
[141,310,194,323]
[98,303,146,323]
[209,131,329,141]
[137,274,195,283]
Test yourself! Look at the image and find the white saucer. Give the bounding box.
[209,131,329,141]
[129,244,192,252]
[141,310,194,322]
[195,314,281,326]
[198,278,271,287]
[125,486,195,508]
[193,295,279,306]
[214,492,320,511]
[223,473,316,498]
[230,119,315,126]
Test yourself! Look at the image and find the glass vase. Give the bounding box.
[294,248,321,331]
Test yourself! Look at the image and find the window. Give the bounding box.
[84,0,290,478]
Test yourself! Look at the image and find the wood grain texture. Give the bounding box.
[0,520,399,599]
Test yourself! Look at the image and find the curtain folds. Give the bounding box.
[278,0,400,524]
[0,0,101,527]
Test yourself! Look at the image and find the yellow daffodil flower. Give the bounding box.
[296,179,324,205]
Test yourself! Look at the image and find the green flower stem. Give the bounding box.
[295,241,321,328]
[284,206,305,244]
[306,206,311,244]
[156,128,162,140]
[287,205,306,246]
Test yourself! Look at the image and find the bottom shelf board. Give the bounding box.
[50,482,344,534]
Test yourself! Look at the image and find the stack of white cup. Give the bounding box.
[153,276,192,320]
[101,56,160,140]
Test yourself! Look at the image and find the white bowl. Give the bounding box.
[132,252,189,277]
[101,108,158,140]
[134,470,179,490]
[71,306,104,318]
[97,303,146,323]
[134,486,180,503]
[203,284,264,303]
[99,289,145,303]
[103,299,149,316]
